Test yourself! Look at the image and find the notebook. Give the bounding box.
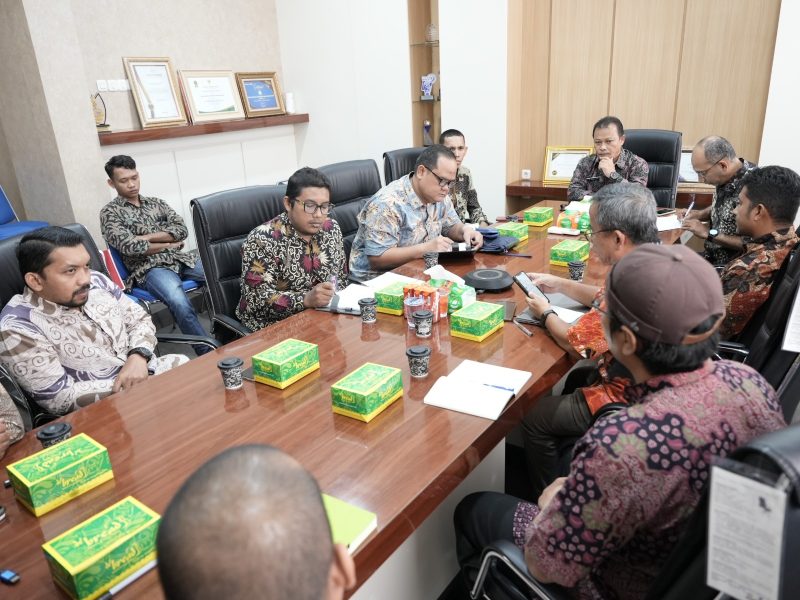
[322,494,377,554]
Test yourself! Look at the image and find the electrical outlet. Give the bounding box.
[107,80,120,92]
[96,80,108,92]
[521,169,532,180]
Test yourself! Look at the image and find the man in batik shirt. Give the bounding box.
[521,183,659,498]
[567,116,649,201]
[236,168,347,330]
[0,387,24,460]
[439,129,489,226]
[719,166,800,339]
[0,227,187,415]
[348,145,483,281]
[455,245,785,600]
[682,136,756,266]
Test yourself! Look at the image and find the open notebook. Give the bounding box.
[424,359,532,420]
[322,494,377,554]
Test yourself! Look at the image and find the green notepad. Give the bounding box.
[322,494,377,554]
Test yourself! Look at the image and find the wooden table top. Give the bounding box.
[0,211,680,599]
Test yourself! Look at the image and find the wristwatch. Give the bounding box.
[608,171,622,182]
[540,309,557,326]
[127,347,153,361]
[708,228,720,241]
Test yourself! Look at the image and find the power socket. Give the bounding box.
[521,169,532,180]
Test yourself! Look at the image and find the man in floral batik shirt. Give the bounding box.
[439,129,489,226]
[236,168,347,330]
[455,245,784,600]
[521,183,660,499]
[719,166,800,339]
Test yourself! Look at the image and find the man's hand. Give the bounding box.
[303,282,335,308]
[134,231,175,243]
[598,157,616,178]
[112,354,149,393]
[0,421,11,460]
[426,236,454,253]
[527,273,564,295]
[525,294,550,319]
[463,227,484,250]
[538,476,567,510]
[682,218,710,239]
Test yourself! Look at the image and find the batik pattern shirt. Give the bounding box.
[236,213,348,330]
[100,195,196,287]
[452,166,488,225]
[349,174,461,280]
[0,271,188,415]
[567,149,649,201]
[514,360,784,600]
[705,159,757,266]
[719,227,797,339]
[565,287,629,414]
[0,387,24,447]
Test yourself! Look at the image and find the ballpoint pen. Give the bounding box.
[512,319,534,337]
[681,200,695,224]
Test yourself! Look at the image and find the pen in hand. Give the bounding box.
[681,200,695,224]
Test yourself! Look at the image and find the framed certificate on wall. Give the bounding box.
[123,57,187,129]
[178,70,246,124]
[542,147,593,185]
[236,72,286,117]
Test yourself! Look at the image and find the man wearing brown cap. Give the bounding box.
[453,245,785,599]
[718,165,800,339]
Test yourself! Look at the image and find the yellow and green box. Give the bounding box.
[495,221,529,242]
[6,433,113,517]
[549,239,590,266]
[331,363,403,422]
[523,206,554,227]
[252,338,320,389]
[450,301,504,342]
[42,496,159,600]
[375,281,406,315]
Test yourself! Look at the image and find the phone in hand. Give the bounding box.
[513,272,548,301]
[656,207,676,216]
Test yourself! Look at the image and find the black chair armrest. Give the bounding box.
[592,402,627,425]
[212,314,253,338]
[716,340,750,360]
[156,333,221,350]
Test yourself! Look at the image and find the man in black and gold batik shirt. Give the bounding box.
[440,129,489,226]
[237,168,348,330]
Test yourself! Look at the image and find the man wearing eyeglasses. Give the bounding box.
[682,136,756,266]
[236,167,347,330]
[348,145,483,281]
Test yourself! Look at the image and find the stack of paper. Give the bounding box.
[329,283,374,311]
[322,494,377,554]
[657,214,682,231]
[424,360,532,420]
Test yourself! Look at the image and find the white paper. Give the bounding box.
[362,272,422,290]
[551,306,585,323]
[657,215,682,231]
[564,200,591,213]
[423,264,466,285]
[549,152,586,179]
[329,284,374,311]
[424,360,531,420]
[782,286,800,352]
[707,466,786,600]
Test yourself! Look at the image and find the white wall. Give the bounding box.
[274,0,412,177]
[439,0,508,220]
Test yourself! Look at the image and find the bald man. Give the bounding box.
[157,445,356,600]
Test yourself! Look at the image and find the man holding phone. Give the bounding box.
[520,183,659,498]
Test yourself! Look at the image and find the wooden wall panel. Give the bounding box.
[609,0,685,130]
[675,0,780,159]
[547,0,615,145]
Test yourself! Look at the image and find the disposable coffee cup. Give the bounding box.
[358,297,378,324]
[567,260,585,281]
[218,357,244,390]
[36,422,72,448]
[423,252,439,269]
[412,309,434,338]
[406,345,432,378]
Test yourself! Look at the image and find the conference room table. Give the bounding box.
[0,200,681,598]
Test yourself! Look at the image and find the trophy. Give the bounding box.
[91,93,111,132]
[423,120,434,146]
[420,73,437,101]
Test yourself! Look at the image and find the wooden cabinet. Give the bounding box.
[408,0,440,146]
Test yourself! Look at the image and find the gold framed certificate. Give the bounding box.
[235,72,286,117]
[123,57,187,129]
[178,70,246,124]
[542,146,593,185]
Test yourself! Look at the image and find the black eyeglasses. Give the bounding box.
[582,229,614,242]
[694,158,722,179]
[294,200,332,215]
[427,168,457,189]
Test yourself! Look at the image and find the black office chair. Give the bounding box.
[622,129,682,208]
[383,147,425,184]
[191,185,286,342]
[317,159,381,261]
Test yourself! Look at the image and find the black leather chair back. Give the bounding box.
[383,147,425,184]
[317,159,381,261]
[191,185,286,338]
[623,129,682,208]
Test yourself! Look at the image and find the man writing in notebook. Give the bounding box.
[158,445,356,600]
[520,183,660,499]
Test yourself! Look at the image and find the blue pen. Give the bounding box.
[482,383,515,394]
[330,275,337,291]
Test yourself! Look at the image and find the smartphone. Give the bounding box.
[656,208,676,216]
[513,272,548,301]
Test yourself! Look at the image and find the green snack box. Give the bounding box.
[550,239,590,266]
[428,278,477,313]
[495,221,529,242]
[42,496,159,600]
[523,206,554,226]
[6,433,113,517]
[331,363,403,422]
[252,338,320,389]
[450,301,504,342]
[375,281,406,315]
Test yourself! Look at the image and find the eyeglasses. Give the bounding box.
[582,229,614,242]
[427,168,457,189]
[694,158,722,179]
[294,200,332,215]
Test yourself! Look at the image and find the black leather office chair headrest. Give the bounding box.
[318,160,381,206]
[383,147,425,184]
[732,423,800,503]
[623,129,683,209]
